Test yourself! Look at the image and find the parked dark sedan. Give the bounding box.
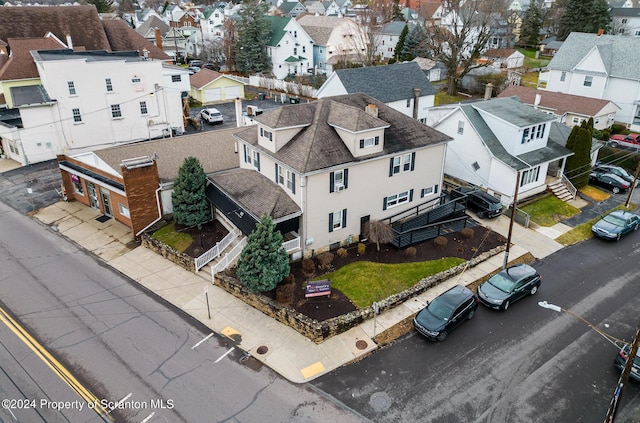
[589,172,630,194]
[592,164,637,187]
[614,344,640,382]
[591,210,640,240]
[413,285,478,341]
[478,264,541,311]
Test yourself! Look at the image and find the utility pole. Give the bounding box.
[503,171,520,269]
[604,322,640,422]
[623,162,640,208]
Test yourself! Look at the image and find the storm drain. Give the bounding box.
[355,340,368,350]
[369,392,392,412]
[256,345,268,354]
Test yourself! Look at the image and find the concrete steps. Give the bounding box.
[548,181,574,202]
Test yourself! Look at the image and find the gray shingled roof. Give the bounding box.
[208,168,301,221]
[94,127,244,183]
[330,62,436,103]
[235,93,451,174]
[11,85,52,107]
[546,32,640,81]
[460,101,573,171]
[472,96,556,127]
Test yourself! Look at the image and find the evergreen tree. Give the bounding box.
[564,122,593,188]
[87,0,114,13]
[171,157,210,227]
[237,214,290,292]
[235,0,272,75]
[394,25,409,61]
[519,3,542,48]
[401,24,429,61]
[392,0,404,21]
[557,0,611,41]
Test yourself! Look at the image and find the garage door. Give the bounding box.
[205,88,221,102]
[223,86,242,100]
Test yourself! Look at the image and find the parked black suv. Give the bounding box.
[413,284,479,341]
[450,187,503,219]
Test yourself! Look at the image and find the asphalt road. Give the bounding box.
[312,238,640,422]
[0,201,367,423]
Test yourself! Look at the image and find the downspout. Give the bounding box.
[135,185,163,237]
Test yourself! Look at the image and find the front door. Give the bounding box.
[360,215,370,241]
[86,182,99,210]
[100,189,112,217]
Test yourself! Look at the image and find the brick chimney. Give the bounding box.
[154,28,163,49]
[597,29,604,36]
[365,103,378,118]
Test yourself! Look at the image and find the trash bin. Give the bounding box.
[290,97,300,104]
[258,92,265,100]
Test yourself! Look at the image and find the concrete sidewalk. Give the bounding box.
[34,201,557,384]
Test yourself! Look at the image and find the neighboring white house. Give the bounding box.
[265,16,315,79]
[481,48,525,69]
[206,93,452,257]
[297,14,368,75]
[538,32,640,132]
[374,21,407,61]
[316,62,436,123]
[428,97,574,205]
[0,50,186,165]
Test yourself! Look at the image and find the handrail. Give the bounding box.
[194,227,240,272]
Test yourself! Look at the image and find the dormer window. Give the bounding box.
[359,136,379,148]
[260,127,273,141]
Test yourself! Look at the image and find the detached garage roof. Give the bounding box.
[190,69,243,89]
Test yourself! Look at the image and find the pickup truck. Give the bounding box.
[608,133,640,148]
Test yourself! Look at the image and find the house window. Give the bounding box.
[111,104,122,119]
[522,128,530,143]
[635,31,640,37]
[457,121,464,134]
[560,71,566,82]
[390,152,415,176]
[105,78,113,92]
[131,77,141,83]
[520,166,541,187]
[72,108,82,123]
[330,169,348,192]
[420,185,439,198]
[406,98,411,108]
[634,106,640,124]
[536,123,545,138]
[359,136,379,148]
[260,127,273,141]
[171,74,182,82]
[140,101,148,115]
[328,209,347,232]
[594,117,600,125]
[472,161,480,171]
[71,174,84,195]
[118,203,130,218]
[572,117,580,124]
[583,76,593,87]
[286,169,295,193]
[384,189,413,209]
[68,81,76,95]
[276,164,285,185]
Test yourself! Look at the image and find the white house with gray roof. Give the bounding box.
[207,93,451,257]
[315,62,436,123]
[538,32,640,132]
[610,8,640,36]
[375,21,408,60]
[428,97,574,205]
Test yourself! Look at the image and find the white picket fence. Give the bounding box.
[194,228,240,272]
[210,237,247,280]
[282,237,300,252]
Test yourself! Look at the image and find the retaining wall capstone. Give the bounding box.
[215,245,506,343]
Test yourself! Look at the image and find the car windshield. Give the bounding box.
[426,297,454,321]
[488,273,515,292]
[602,215,626,226]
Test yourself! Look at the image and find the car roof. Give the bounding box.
[503,264,536,281]
[437,284,474,306]
[609,210,639,219]
[599,173,627,183]
[203,108,221,112]
[470,190,500,202]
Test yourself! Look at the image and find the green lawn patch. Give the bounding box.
[316,257,465,308]
[520,196,581,227]
[556,203,637,245]
[435,91,467,106]
[579,185,610,202]
[520,71,539,88]
[152,222,193,252]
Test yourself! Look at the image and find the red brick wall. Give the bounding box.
[121,162,161,236]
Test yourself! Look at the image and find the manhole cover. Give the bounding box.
[355,340,368,350]
[369,392,392,412]
[256,345,268,354]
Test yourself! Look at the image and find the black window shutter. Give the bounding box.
[243,145,248,163]
[342,209,347,228]
[409,189,414,202]
[420,188,425,198]
[434,184,438,194]
[359,139,364,148]
[389,158,394,177]
[328,213,333,232]
[256,152,260,171]
[375,136,379,145]
[383,197,388,210]
[343,168,349,188]
[292,173,296,194]
[329,171,335,193]
[275,163,278,182]
[410,152,416,171]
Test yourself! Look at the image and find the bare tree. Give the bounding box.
[223,18,237,72]
[364,220,395,251]
[345,0,401,66]
[424,0,502,95]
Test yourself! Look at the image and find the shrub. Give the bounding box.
[434,236,448,247]
[275,278,296,305]
[317,252,335,270]
[336,247,348,258]
[404,246,417,257]
[357,242,366,255]
[301,258,316,276]
[460,228,475,239]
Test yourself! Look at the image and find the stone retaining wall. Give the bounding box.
[141,233,196,273]
[215,245,506,343]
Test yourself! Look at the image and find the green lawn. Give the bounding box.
[520,196,581,227]
[315,257,465,308]
[435,90,467,106]
[519,49,550,68]
[152,222,193,252]
[556,204,637,245]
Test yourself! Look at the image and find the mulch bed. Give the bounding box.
[178,220,230,258]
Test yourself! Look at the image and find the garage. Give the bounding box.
[204,87,222,102]
[223,86,242,100]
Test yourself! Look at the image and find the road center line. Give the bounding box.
[141,412,155,423]
[191,333,214,350]
[214,347,235,363]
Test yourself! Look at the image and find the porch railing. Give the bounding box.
[282,237,300,252]
[211,238,246,280]
[195,227,240,272]
[561,174,577,200]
